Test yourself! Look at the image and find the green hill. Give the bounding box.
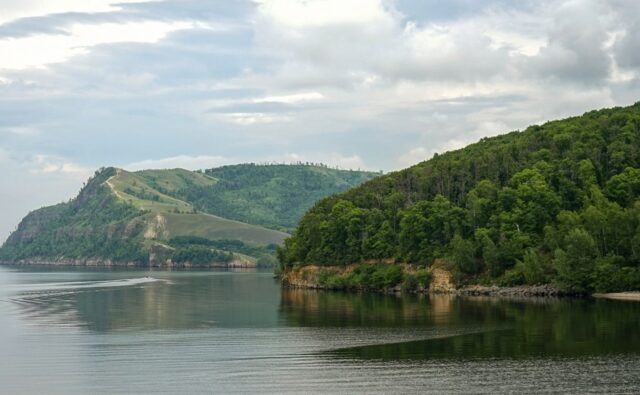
[151,163,380,232]
[0,164,378,267]
[279,103,640,293]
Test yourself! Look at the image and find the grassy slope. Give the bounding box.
[106,168,287,246]
[161,213,287,245]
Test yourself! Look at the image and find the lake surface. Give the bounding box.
[1,266,639,394]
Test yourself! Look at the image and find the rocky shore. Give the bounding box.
[281,265,571,297]
[446,284,567,297]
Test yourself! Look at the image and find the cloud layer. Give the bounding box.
[0,0,638,240]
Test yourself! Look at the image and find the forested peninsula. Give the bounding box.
[278,103,640,294]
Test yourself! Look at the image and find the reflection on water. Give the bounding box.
[281,289,640,360]
[7,269,281,331]
[1,267,640,394]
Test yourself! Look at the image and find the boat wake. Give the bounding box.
[11,277,162,293]
[4,277,164,328]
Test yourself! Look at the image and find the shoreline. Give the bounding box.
[280,264,640,300]
[0,258,260,269]
[283,282,571,297]
[283,282,640,300]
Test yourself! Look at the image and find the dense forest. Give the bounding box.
[278,103,640,293]
[148,164,379,232]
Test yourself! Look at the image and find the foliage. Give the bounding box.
[171,245,233,265]
[280,103,640,292]
[512,249,550,285]
[317,264,405,291]
[168,236,278,267]
[316,264,432,292]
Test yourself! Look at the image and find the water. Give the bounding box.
[1,266,639,394]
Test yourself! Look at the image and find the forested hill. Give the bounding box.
[279,103,640,293]
[0,164,378,266]
[173,163,380,232]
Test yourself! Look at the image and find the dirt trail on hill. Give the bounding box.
[105,169,125,200]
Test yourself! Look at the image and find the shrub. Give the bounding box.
[402,274,419,292]
[416,269,432,288]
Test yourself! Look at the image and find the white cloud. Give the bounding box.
[254,91,324,104]
[326,153,367,170]
[256,0,394,28]
[218,112,291,125]
[2,126,39,136]
[30,154,92,176]
[396,146,431,169]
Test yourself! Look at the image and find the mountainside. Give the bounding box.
[279,103,640,293]
[0,164,378,267]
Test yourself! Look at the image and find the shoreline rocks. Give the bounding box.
[448,284,567,297]
[280,265,573,298]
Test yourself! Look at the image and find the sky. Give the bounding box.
[0,0,639,241]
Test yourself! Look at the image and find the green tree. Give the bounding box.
[554,229,598,292]
[450,234,479,274]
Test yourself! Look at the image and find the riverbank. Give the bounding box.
[281,264,571,297]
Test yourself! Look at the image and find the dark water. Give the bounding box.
[1,266,639,394]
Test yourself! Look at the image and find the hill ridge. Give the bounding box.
[0,164,378,267]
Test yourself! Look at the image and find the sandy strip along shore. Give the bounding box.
[593,292,640,301]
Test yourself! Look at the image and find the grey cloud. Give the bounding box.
[255,21,509,89]
[391,0,541,23]
[0,0,256,39]
[207,101,298,114]
[118,0,256,22]
[521,1,612,84]
[615,22,640,71]
[0,11,154,39]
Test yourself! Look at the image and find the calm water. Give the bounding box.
[1,266,639,394]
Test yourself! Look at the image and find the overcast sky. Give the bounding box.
[0,0,639,241]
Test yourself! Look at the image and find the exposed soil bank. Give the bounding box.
[281,265,570,297]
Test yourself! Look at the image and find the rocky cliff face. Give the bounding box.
[280,263,567,297]
[5,204,66,244]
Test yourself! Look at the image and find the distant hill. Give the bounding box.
[0,164,379,267]
[138,163,379,233]
[279,103,640,293]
